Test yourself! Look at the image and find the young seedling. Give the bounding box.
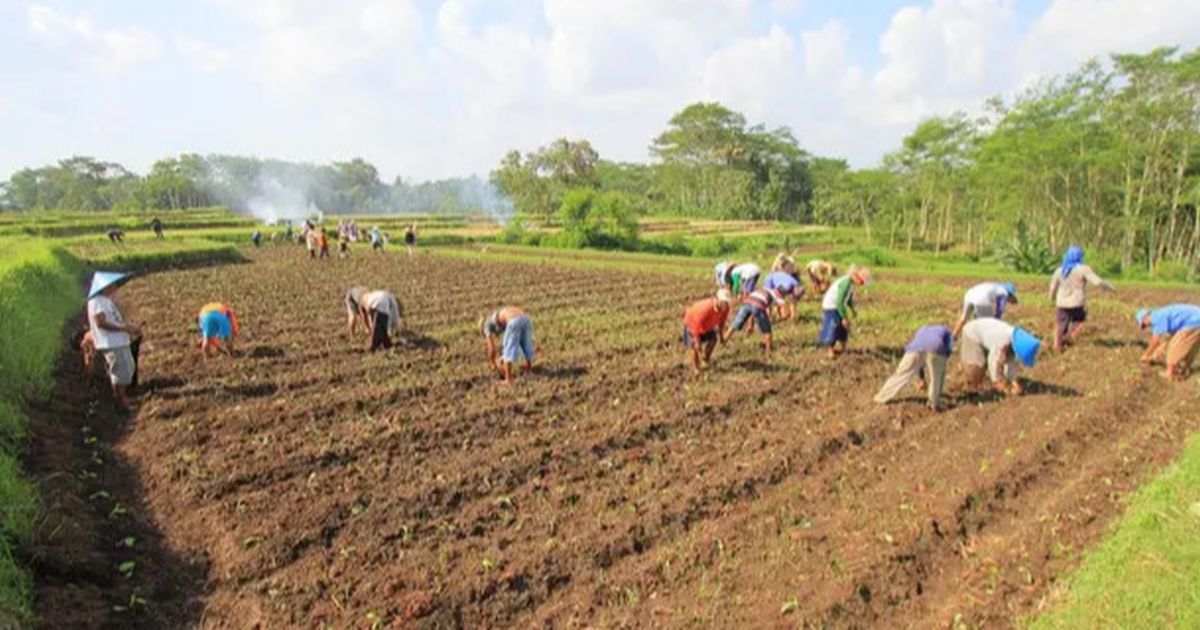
[780,598,800,616]
[117,560,136,577]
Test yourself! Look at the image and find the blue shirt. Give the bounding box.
[763,271,799,295]
[905,325,953,356]
[1150,304,1200,335]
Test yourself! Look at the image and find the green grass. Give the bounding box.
[0,239,83,625]
[66,237,245,271]
[1030,433,1200,628]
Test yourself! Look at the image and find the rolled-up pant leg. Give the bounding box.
[926,353,947,409]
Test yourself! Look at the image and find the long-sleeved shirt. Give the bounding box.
[821,275,856,318]
[1048,264,1114,309]
[1149,304,1200,335]
[905,325,953,356]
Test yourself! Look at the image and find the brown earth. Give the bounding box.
[29,246,1200,628]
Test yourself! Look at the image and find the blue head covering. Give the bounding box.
[87,271,130,298]
[1135,309,1151,328]
[1002,282,1017,300]
[1012,327,1041,368]
[1061,245,1084,278]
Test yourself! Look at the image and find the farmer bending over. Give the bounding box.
[344,286,370,335]
[953,281,1018,339]
[819,265,870,359]
[1137,304,1200,381]
[771,252,797,274]
[713,261,737,291]
[763,270,803,321]
[361,290,403,351]
[481,307,535,383]
[959,318,1040,396]
[874,324,953,412]
[731,262,762,295]
[1048,246,1114,351]
[724,288,782,360]
[806,259,837,297]
[87,272,141,409]
[683,290,733,375]
[198,302,239,359]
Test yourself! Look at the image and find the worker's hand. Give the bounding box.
[1139,354,1152,366]
[1010,381,1023,396]
[128,324,142,337]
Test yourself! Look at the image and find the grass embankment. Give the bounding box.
[66,237,245,271]
[0,240,82,626]
[1031,433,1200,628]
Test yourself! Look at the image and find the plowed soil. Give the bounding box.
[30,247,1200,628]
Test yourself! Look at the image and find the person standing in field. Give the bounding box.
[763,269,804,321]
[959,318,1041,395]
[305,228,318,259]
[1136,305,1200,381]
[404,223,418,256]
[198,302,239,359]
[805,259,837,298]
[106,228,125,244]
[251,231,262,247]
[86,272,141,410]
[339,232,350,258]
[724,287,783,360]
[819,265,871,359]
[683,290,734,375]
[1048,246,1114,351]
[318,228,331,259]
[874,324,954,412]
[952,281,1019,339]
[481,307,536,383]
[150,216,164,240]
[361,290,403,352]
[370,226,385,252]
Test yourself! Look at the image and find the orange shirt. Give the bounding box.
[684,298,728,338]
[318,233,329,248]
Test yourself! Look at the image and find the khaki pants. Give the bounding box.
[874,352,947,409]
[1166,328,1200,375]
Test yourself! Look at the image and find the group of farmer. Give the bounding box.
[688,246,1199,413]
[81,241,1199,412]
[686,255,870,371]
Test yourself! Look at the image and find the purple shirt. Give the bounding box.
[905,325,953,356]
[763,271,799,295]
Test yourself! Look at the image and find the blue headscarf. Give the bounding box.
[1061,245,1084,278]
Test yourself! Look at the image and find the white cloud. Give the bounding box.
[703,26,800,120]
[27,5,161,74]
[211,0,423,89]
[802,19,848,79]
[850,0,1017,126]
[1021,0,1200,78]
[173,35,232,73]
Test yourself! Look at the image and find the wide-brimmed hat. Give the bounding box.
[1012,326,1041,367]
[87,271,131,298]
[716,289,733,304]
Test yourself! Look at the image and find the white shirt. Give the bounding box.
[87,295,130,350]
[733,263,760,279]
[963,282,1006,307]
[363,291,401,334]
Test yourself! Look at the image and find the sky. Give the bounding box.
[2,0,1199,182]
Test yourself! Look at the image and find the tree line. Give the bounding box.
[0,154,506,217]
[491,46,1200,277]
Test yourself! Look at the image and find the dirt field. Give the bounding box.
[29,247,1200,628]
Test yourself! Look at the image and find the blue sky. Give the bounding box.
[2,0,1198,181]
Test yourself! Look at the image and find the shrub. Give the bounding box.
[555,189,641,251]
[994,220,1057,274]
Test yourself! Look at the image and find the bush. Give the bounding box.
[554,189,641,251]
[995,220,1057,274]
[690,235,737,258]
